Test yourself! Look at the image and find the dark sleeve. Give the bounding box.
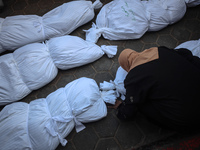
[116,65,157,120]
[116,79,143,120]
[116,100,138,120]
[175,48,200,69]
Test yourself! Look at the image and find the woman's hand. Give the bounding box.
[108,99,122,109]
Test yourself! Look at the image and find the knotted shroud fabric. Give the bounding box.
[0,35,117,105]
[100,66,128,104]
[85,0,200,43]
[0,77,113,150]
[0,0,103,53]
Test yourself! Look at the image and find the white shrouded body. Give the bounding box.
[85,0,187,43]
[0,77,107,150]
[0,35,117,105]
[0,0,102,53]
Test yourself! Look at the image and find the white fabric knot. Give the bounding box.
[70,108,86,133]
[84,23,102,43]
[45,114,85,146]
[100,80,126,101]
[45,116,68,146]
[100,90,117,105]
[100,45,117,58]
[100,81,115,91]
[92,0,103,9]
[44,95,86,147]
[112,81,126,100]
[100,67,127,101]
[72,115,86,133]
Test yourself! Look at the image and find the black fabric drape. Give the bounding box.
[117,46,200,131]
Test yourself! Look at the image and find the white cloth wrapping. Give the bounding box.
[175,39,200,58]
[141,0,171,32]
[149,0,186,24]
[0,35,117,105]
[85,0,150,43]
[100,66,128,104]
[46,35,117,70]
[100,90,117,104]
[0,0,102,53]
[0,43,58,105]
[0,77,108,150]
[85,0,187,43]
[141,0,186,31]
[185,0,200,7]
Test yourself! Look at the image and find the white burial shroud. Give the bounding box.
[0,77,114,150]
[0,35,117,105]
[0,0,103,53]
[85,0,188,43]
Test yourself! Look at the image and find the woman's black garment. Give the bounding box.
[117,46,200,131]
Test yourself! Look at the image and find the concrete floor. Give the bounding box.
[0,0,200,150]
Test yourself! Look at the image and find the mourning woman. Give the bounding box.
[112,46,200,131]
